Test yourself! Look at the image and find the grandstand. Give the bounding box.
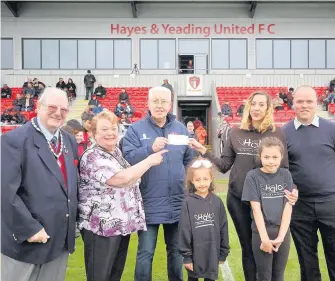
[2,0,334,157]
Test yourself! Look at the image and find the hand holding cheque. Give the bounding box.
[152,135,190,153]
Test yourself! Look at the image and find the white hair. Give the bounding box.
[38,87,68,105]
[148,86,171,101]
[187,121,194,126]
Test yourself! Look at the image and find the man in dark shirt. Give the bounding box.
[118,88,129,104]
[93,83,106,98]
[1,84,12,98]
[84,70,96,100]
[56,78,66,89]
[162,79,174,98]
[283,85,335,281]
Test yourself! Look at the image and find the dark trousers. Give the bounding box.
[290,199,335,281]
[85,87,93,100]
[252,227,291,281]
[134,223,183,281]
[227,191,257,281]
[81,229,130,281]
[188,277,214,281]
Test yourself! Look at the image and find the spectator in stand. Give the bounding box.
[35,83,45,97]
[325,90,335,111]
[1,84,12,98]
[114,102,124,117]
[279,88,288,104]
[321,90,329,111]
[1,109,13,124]
[195,122,207,145]
[94,83,106,98]
[33,78,45,93]
[13,93,23,110]
[162,79,174,100]
[20,93,34,112]
[186,121,197,140]
[185,60,194,74]
[56,78,66,90]
[119,88,129,104]
[125,102,134,117]
[221,101,233,117]
[88,94,99,107]
[11,109,27,125]
[64,119,87,158]
[84,70,96,100]
[273,93,285,110]
[283,86,335,281]
[22,78,32,88]
[81,106,94,122]
[67,78,77,99]
[287,88,294,109]
[93,103,104,115]
[23,83,36,98]
[122,86,194,281]
[82,117,95,148]
[237,100,246,117]
[120,112,131,125]
[329,77,335,92]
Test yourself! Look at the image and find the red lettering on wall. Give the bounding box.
[111,23,276,37]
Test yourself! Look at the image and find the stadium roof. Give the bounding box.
[3,0,335,18]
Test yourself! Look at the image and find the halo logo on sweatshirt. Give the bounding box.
[236,138,261,156]
[194,213,215,228]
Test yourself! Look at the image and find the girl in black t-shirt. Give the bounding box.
[242,137,294,281]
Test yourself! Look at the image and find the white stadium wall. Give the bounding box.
[1,1,334,95]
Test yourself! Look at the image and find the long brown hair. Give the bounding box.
[185,157,215,193]
[240,91,276,133]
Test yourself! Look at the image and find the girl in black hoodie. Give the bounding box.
[178,157,230,281]
[189,91,298,281]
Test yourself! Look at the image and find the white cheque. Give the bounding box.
[168,134,189,145]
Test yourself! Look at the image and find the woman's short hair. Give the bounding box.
[90,109,119,136]
[240,91,275,134]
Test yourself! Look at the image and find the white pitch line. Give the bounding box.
[220,259,235,281]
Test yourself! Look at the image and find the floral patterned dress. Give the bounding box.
[78,145,146,237]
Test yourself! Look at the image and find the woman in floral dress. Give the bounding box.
[78,109,167,281]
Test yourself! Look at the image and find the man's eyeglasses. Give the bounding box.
[150,100,171,107]
[44,104,69,115]
[191,160,212,168]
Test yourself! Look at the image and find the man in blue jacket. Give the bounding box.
[122,86,194,281]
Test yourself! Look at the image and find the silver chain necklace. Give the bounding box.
[31,117,64,168]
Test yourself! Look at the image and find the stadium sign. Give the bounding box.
[111,23,275,38]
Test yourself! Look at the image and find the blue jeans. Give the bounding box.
[134,223,183,281]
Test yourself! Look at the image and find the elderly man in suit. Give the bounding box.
[1,88,78,281]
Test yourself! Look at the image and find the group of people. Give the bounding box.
[221,100,246,118]
[1,85,335,281]
[185,119,208,145]
[273,87,294,110]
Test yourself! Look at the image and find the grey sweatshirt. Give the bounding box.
[178,192,230,280]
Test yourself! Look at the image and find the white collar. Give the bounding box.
[294,115,319,130]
